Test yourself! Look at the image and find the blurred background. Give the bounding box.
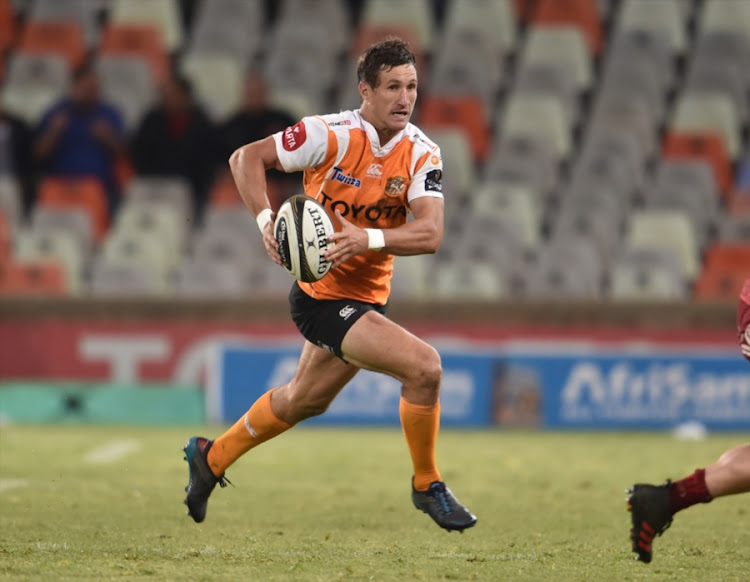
[0,0,748,430]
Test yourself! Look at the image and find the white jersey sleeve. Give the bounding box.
[272,116,329,172]
[407,139,444,203]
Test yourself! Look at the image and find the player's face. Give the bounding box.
[360,64,418,143]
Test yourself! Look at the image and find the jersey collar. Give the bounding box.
[356,109,405,157]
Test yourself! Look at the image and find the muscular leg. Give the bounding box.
[342,311,443,490]
[705,444,750,497]
[208,341,359,476]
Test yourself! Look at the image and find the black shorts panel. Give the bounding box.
[289,282,388,360]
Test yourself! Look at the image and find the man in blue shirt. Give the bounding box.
[33,60,126,216]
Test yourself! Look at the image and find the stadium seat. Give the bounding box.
[14,228,83,294]
[188,0,264,62]
[99,24,169,84]
[483,134,558,202]
[699,0,750,45]
[717,214,750,243]
[606,29,675,91]
[427,29,504,115]
[579,126,647,192]
[421,127,474,202]
[693,31,750,87]
[174,258,249,298]
[113,201,185,266]
[447,213,525,270]
[352,25,427,80]
[99,229,173,290]
[96,55,157,134]
[389,254,434,299]
[36,177,109,242]
[551,205,623,264]
[625,210,700,280]
[571,149,639,202]
[190,227,258,284]
[608,248,688,301]
[123,177,193,224]
[16,20,87,69]
[0,258,68,296]
[531,0,602,55]
[521,239,603,300]
[684,60,748,124]
[207,173,244,208]
[201,206,266,262]
[181,52,244,123]
[662,132,731,196]
[589,91,657,159]
[727,189,750,216]
[430,260,508,300]
[519,26,592,91]
[598,58,667,126]
[418,95,491,162]
[0,211,11,266]
[360,0,435,53]
[0,176,22,227]
[442,0,518,56]
[248,260,296,297]
[471,182,541,248]
[0,0,16,58]
[513,64,580,127]
[671,93,741,159]
[500,93,572,161]
[616,0,687,55]
[108,0,183,52]
[274,0,350,56]
[88,258,163,297]
[0,52,70,125]
[28,0,101,47]
[702,242,750,274]
[30,206,94,260]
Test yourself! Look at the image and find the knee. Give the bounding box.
[411,346,442,390]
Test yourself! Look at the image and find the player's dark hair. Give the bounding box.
[356,37,416,88]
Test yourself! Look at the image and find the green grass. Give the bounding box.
[1,425,749,581]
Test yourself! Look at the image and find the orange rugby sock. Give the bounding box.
[207,390,292,477]
[399,397,442,491]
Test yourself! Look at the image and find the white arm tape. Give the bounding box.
[365,228,385,251]
[256,208,273,232]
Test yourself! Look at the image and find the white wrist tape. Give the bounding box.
[365,228,385,251]
[256,208,273,232]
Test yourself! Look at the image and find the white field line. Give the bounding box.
[0,478,29,494]
[84,439,142,464]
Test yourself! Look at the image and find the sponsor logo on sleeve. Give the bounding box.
[425,169,442,192]
[282,121,307,151]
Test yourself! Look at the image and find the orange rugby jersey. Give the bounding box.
[272,109,444,305]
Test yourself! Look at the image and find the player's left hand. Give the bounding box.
[326,210,369,269]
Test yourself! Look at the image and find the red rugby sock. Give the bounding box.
[669,468,713,513]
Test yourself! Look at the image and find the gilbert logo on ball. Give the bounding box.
[274,194,335,282]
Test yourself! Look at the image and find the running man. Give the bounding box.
[628,277,750,562]
[181,38,477,533]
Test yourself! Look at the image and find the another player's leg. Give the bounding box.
[628,444,750,563]
[343,313,477,532]
[183,341,356,523]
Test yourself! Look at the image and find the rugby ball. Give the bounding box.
[274,194,335,282]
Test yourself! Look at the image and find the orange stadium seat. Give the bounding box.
[418,95,491,162]
[694,267,748,301]
[662,131,731,197]
[36,177,109,241]
[703,242,750,273]
[99,24,168,83]
[0,211,10,267]
[531,0,602,55]
[0,0,16,58]
[17,20,86,69]
[209,173,285,210]
[0,258,68,296]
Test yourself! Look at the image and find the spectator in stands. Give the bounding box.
[130,70,218,221]
[32,60,127,217]
[216,68,300,206]
[0,101,34,216]
[628,277,750,564]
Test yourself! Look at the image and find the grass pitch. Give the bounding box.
[1,425,749,581]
